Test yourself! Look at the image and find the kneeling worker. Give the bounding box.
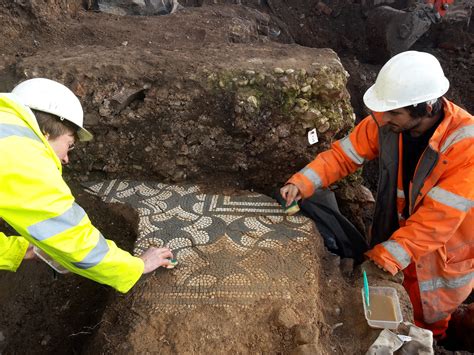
[0,78,172,293]
[281,51,473,338]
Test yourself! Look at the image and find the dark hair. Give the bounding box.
[33,110,78,140]
[404,98,443,118]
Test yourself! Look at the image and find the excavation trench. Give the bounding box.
[0,1,472,353]
[0,180,411,354]
[1,179,471,353]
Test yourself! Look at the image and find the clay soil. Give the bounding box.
[0,1,472,354]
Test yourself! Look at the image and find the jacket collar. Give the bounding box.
[428,98,455,153]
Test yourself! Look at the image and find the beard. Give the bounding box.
[388,117,422,135]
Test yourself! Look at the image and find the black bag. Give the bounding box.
[299,189,369,263]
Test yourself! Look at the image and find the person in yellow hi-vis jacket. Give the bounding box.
[0,78,173,293]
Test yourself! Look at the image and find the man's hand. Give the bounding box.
[139,247,173,274]
[23,244,37,260]
[280,184,302,206]
[360,259,403,284]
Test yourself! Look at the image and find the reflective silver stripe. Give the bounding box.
[73,234,109,269]
[340,136,365,165]
[300,167,322,189]
[427,186,474,212]
[440,125,474,153]
[397,189,405,199]
[382,240,411,268]
[28,203,86,241]
[419,271,474,292]
[0,123,41,142]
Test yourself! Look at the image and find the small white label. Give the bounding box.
[307,128,318,145]
[397,335,412,343]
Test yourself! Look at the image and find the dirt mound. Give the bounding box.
[0,0,81,48]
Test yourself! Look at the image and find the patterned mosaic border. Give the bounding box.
[84,180,316,309]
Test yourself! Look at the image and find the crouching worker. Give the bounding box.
[280,51,473,339]
[0,78,173,293]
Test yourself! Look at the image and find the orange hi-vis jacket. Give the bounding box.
[288,98,473,325]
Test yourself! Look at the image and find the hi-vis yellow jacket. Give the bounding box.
[0,94,144,293]
[288,98,473,325]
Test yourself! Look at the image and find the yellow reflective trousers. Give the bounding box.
[0,95,143,293]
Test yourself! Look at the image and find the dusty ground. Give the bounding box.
[0,0,472,354]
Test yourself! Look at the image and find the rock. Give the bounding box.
[296,98,308,109]
[275,307,299,329]
[247,95,258,108]
[40,334,51,346]
[316,1,333,16]
[163,141,174,149]
[318,120,331,133]
[109,87,146,114]
[300,85,312,93]
[0,331,5,342]
[85,113,99,126]
[276,124,291,138]
[293,324,318,345]
[355,185,375,203]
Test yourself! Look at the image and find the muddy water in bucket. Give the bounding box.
[368,293,397,321]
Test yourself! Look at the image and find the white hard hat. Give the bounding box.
[363,51,449,112]
[11,78,93,141]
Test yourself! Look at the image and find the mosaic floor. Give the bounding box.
[84,180,318,311]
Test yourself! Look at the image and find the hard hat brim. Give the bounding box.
[363,84,395,112]
[78,127,93,142]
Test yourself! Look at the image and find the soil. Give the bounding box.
[0,0,472,354]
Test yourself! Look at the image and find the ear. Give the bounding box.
[43,131,50,140]
[426,104,433,116]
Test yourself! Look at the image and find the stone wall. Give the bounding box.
[16,43,354,192]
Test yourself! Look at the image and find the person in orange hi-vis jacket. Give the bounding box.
[280,51,473,339]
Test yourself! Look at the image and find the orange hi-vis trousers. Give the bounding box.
[403,263,451,339]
